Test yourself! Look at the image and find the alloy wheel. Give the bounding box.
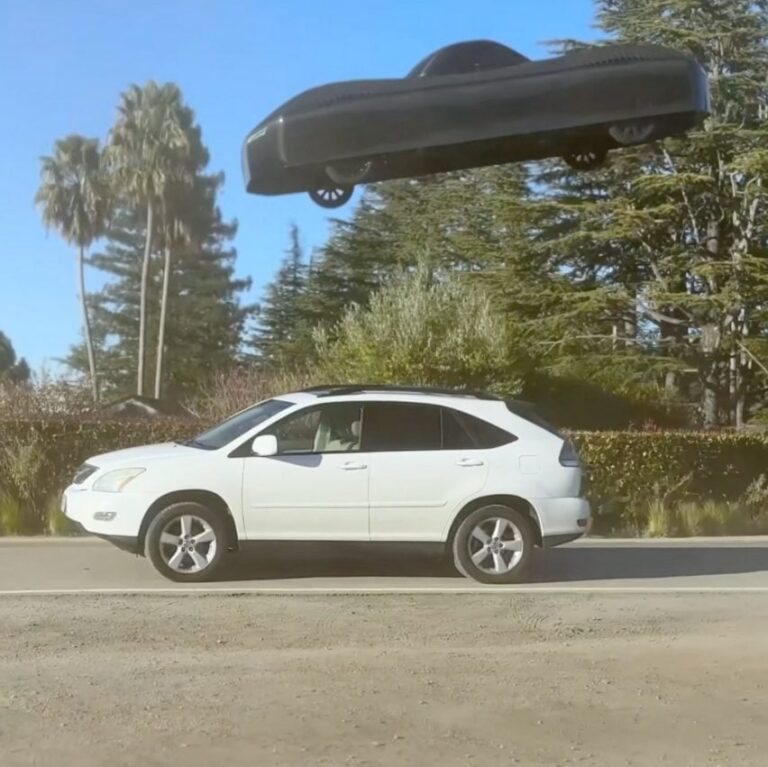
[158,514,218,574]
[467,516,525,575]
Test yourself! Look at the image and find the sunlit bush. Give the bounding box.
[313,267,521,393]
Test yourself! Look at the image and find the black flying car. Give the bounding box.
[243,40,709,208]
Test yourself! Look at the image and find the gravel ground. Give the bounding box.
[1,593,767,766]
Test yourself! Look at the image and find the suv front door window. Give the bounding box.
[241,402,367,540]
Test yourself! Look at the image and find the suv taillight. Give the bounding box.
[558,439,580,467]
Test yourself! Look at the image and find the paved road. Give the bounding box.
[1,536,768,592]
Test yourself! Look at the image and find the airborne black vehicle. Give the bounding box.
[242,39,710,208]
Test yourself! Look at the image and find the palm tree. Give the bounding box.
[153,112,207,400]
[35,135,109,402]
[106,82,192,396]
[154,195,188,399]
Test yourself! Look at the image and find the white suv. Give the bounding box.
[63,386,590,583]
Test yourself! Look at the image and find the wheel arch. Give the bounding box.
[446,494,543,549]
[139,490,239,553]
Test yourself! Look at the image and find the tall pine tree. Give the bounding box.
[534,0,768,426]
[251,224,310,364]
[66,172,251,399]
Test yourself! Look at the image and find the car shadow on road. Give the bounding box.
[528,543,768,583]
[215,541,768,583]
[217,542,460,581]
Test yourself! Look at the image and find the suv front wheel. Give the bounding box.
[452,504,535,584]
[145,501,228,582]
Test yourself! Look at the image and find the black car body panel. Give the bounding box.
[243,41,709,198]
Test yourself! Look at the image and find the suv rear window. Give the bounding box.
[361,402,442,451]
[505,400,562,436]
[360,402,515,452]
[442,407,516,449]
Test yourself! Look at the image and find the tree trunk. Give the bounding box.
[664,370,678,398]
[137,201,153,396]
[703,363,718,428]
[77,245,99,403]
[154,242,172,399]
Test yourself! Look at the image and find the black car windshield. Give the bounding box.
[186,399,293,450]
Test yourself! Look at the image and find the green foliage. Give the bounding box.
[0,332,30,384]
[2,408,768,536]
[646,499,768,537]
[0,417,197,534]
[66,187,251,399]
[571,430,768,532]
[35,134,110,249]
[251,224,311,364]
[313,266,521,392]
[535,0,768,428]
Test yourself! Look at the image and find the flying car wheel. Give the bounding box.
[308,184,354,208]
[325,159,373,185]
[563,147,609,171]
[608,121,656,146]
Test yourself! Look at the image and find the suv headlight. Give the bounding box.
[92,468,145,492]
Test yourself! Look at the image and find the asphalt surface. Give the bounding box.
[1,535,768,592]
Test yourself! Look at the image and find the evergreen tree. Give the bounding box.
[65,172,251,398]
[301,165,535,338]
[534,0,768,426]
[0,332,30,384]
[251,224,309,364]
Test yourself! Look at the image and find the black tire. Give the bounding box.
[452,504,535,584]
[308,184,354,208]
[563,146,608,171]
[145,501,228,583]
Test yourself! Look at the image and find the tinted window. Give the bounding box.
[361,403,442,452]
[189,399,291,450]
[505,400,562,437]
[442,407,516,449]
[265,403,362,454]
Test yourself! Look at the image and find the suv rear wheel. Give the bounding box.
[452,504,535,584]
[145,501,228,583]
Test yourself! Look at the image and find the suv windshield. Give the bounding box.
[187,399,292,450]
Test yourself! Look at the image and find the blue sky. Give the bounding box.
[0,0,596,374]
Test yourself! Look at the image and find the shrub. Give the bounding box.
[3,410,768,536]
[313,267,521,393]
[186,367,317,423]
[570,431,768,534]
[0,417,197,534]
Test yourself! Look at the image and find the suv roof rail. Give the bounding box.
[300,384,503,400]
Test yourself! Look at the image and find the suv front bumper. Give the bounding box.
[62,484,152,539]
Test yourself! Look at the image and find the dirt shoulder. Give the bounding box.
[1,593,767,766]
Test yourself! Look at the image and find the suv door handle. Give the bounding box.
[456,458,484,467]
[340,461,367,471]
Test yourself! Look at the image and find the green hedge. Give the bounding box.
[2,418,768,535]
[570,431,768,532]
[0,417,197,534]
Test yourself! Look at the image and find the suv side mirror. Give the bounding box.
[251,434,278,457]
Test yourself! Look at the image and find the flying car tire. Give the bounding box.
[563,146,609,171]
[608,120,656,146]
[308,184,355,208]
[325,159,373,185]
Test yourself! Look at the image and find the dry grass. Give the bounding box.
[184,367,320,423]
